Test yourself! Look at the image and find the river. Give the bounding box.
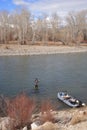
[0,53,87,109]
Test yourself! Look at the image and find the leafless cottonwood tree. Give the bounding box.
[50,13,61,43]
[35,18,43,42]
[11,8,32,44]
[66,10,87,45]
[0,11,10,44]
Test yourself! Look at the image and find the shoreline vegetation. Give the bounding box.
[0,9,87,47]
[0,93,87,130]
[0,44,87,56]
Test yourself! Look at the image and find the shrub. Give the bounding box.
[6,93,35,129]
[40,100,55,123]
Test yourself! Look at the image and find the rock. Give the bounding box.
[0,117,13,130]
[31,122,39,130]
[70,110,87,125]
[32,114,39,120]
[22,126,27,130]
[31,121,58,130]
[31,121,42,130]
[42,122,58,130]
[67,121,87,130]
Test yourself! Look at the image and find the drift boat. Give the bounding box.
[57,92,86,108]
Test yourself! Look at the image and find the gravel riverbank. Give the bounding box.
[0,45,87,56]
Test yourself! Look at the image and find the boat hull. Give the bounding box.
[57,92,85,108]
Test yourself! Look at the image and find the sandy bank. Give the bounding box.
[0,45,87,56]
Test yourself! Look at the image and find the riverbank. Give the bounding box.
[31,106,87,130]
[0,106,87,130]
[0,44,87,56]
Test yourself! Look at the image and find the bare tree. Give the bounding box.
[50,13,61,43]
[35,18,43,42]
[76,10,87,43]
[33,14,49,45]
[0,11,9,44]
[66,10,87,45]
[12,8,32,44]
[31,16,37,44]
[42,14,49,45]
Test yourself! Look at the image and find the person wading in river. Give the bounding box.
[34,78,39,89]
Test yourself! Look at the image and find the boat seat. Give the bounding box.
[63,95,71,100]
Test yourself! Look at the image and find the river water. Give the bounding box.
[0,53,87,109]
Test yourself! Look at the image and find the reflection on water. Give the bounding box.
[0,53,87,109]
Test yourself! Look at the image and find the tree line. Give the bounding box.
[0,8,87,45]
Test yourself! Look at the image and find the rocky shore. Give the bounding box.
[31,106,87,130]
[0,106,87,130]
[0,44,87,56]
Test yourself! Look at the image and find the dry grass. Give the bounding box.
[40,100,55,123]
[6,93,35,129]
